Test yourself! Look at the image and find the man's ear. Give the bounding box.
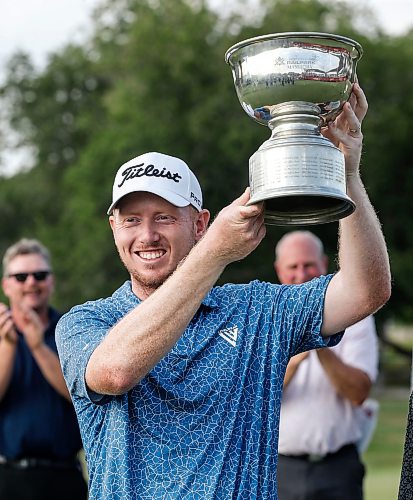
[194,209,210,241]
[109,214,116,233]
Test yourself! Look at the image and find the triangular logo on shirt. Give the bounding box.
[218,326,239,347]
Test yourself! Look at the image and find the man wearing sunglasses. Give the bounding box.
[0,238,87,500]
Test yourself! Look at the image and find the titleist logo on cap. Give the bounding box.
[118,162,183,188]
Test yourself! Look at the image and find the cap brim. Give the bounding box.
[107,188,191,215]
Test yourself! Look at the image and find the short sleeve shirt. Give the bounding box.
[56,276,339,499]
[278,315,378,456]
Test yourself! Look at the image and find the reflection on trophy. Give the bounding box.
[225,32,363,225]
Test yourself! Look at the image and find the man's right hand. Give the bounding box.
[202,188,266,267]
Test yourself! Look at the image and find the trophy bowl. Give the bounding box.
[225,32,363,225]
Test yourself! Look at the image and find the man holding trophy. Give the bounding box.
[55,33,391,499]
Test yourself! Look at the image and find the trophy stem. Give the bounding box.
[268,101,323,138]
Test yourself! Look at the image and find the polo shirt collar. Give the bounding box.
[117,281,219,310]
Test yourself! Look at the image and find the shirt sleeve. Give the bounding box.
[273,274,343,358]
[55,303,114,405]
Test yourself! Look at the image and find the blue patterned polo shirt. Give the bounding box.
[56,276,339,499]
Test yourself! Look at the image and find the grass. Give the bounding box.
[363,387,410,500]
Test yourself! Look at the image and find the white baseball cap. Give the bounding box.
[107,152,203,215]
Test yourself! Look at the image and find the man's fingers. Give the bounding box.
[350,83,368,122]
[0,313,16,341]
[244,203,265,224]
[231,187,251,207]
[255,219,267,241]
[0,307,11,329]
[228,187,265,220]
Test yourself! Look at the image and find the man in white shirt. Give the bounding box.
[275,230,379,500]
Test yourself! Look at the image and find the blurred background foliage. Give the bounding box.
[0,0,412,335]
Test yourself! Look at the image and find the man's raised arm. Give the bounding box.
[322,84,391,335]
[85,190,266,396]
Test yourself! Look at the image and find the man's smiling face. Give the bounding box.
[110,192,209,299]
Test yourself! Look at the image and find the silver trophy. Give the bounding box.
[225,32,363,225]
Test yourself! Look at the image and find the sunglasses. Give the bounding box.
[7,270,52,283]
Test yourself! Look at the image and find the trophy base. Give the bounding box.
[248,130,355,225]
[252,191,355,226]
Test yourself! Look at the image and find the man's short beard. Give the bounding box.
[116,249,177,296]
[129,267,174,294]
[115,213,199,295]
